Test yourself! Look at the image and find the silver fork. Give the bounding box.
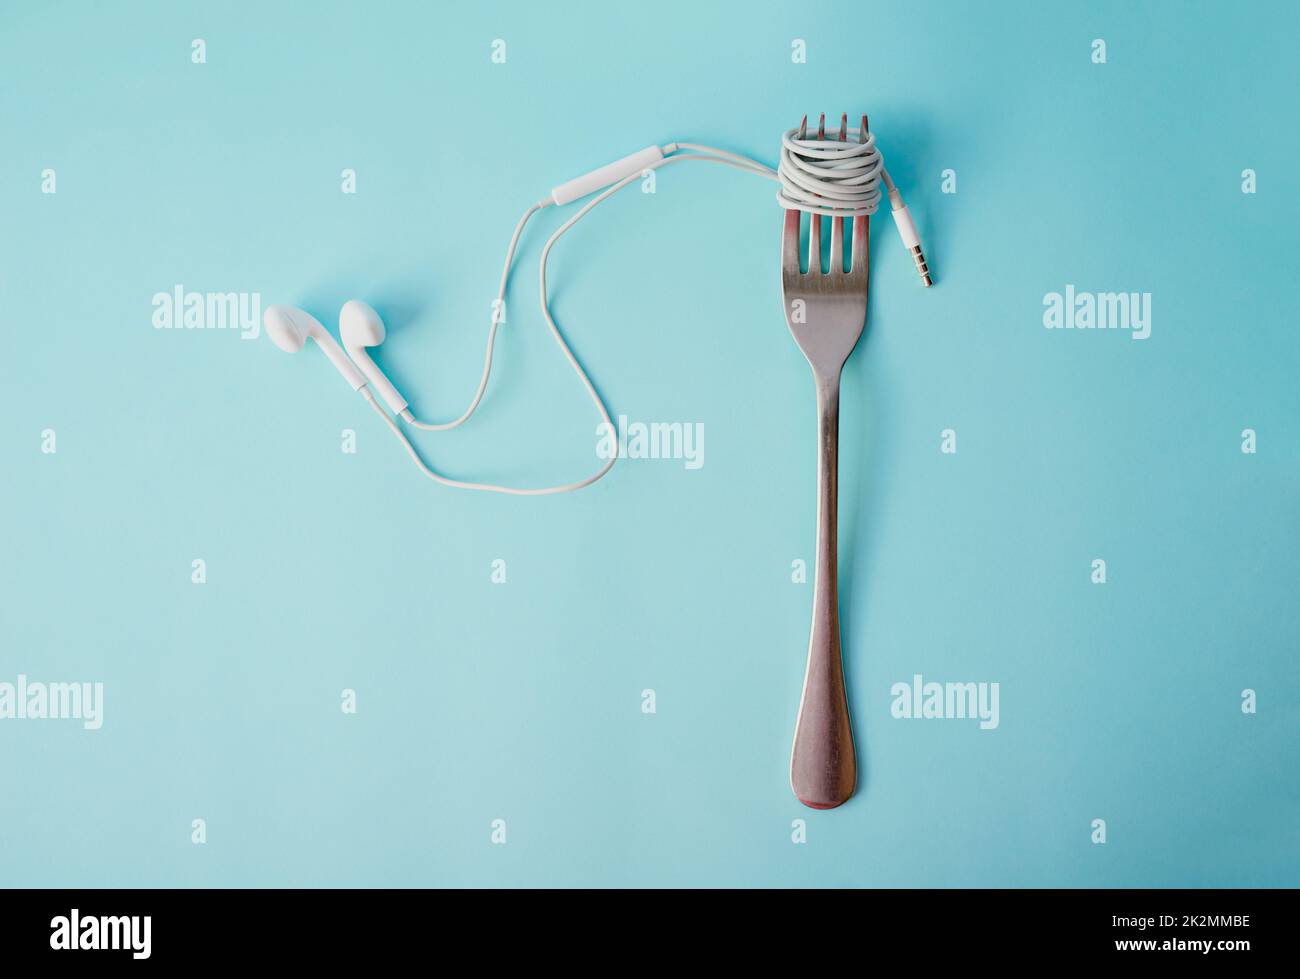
[782,112,868,809]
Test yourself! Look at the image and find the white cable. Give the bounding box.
[776,125,887,218]
[377,131,926,494]
[399,202,542,432]
[381,144,778,496]
[366,387,614,495]
[402,143,776,438]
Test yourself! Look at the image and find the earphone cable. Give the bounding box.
[375,135,924,494]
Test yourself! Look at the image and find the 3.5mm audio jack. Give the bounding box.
[885,173,932,287]
[910,246,932,286]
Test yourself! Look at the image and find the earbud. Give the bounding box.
[265,305,367,392]
[340,300,408,413]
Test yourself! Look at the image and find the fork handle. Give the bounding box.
[790,372,856,809]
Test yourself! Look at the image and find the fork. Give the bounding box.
[782,113,868,809]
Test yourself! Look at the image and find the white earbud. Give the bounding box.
[339,300,408,414]
[265,305,367,392]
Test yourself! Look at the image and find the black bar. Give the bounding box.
[0,888,1289,965]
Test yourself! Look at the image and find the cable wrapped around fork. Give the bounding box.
[776,125,888,218]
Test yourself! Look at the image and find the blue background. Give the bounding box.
[2,0,1296,887]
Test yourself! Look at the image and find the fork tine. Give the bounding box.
[852,114,870,275]
[808,209,822,275]
[851,213,869,276]
[806,202,816,273]
[830,114,847,274]
[782,207,802,275]
[808,116,824,274]
[787,116,808,276]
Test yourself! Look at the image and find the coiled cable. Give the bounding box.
[776,125,890,218]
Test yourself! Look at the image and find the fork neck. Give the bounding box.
[812,366,843,403]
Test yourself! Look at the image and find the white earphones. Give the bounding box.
[264,304,366,392]
[340,299,407,414]
[265,294,620,496]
